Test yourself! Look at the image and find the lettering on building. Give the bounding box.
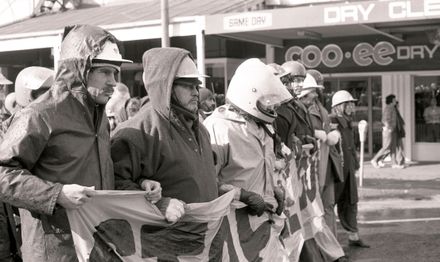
[324,0,440,24]
[285,41,439,68]
[223,13,272,31]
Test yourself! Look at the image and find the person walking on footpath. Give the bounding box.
[0,24,132,261]
[371,94,406,169]
[330,90,370,249]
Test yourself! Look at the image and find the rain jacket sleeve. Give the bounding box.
[0,110,63,215]
[111,134,145,190]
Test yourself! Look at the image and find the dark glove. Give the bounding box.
[273,186,285,216]
[291,135,303,160]
[240,189,273,216]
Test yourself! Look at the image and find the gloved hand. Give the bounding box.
[303,135,318,154]
[326,130,341,145]
[155,197,186,223]
[314,130,327,142]
[291,135,303,160]
[273,186,285,216]
[141,179,162,204]
[239,189,273,216]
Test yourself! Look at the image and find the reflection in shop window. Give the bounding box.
[414,76,440,143]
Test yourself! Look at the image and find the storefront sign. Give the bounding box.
[324,0,440,24]
[285,41,439,69]
[223,13,272,31]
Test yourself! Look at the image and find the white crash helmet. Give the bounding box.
[281,60,306,78]
[226,58,292,123]
[4,92,18,114]
[298,73,324,98]
[331,90,357,107]
[15,66,54,107]
[307,69,324,87]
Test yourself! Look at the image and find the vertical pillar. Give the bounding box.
[196,16,206,87]
[161,0,170,47]
[52,33,62,72]
[265,44,275,64]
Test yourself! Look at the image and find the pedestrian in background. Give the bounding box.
[423,97,440,142]
[330,90,370,248]
[0,24,132,261]
[371,94,406,169]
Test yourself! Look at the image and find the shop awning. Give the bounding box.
[0,0,264,51]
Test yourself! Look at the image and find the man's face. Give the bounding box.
[288,76,304,96]
[300,91,318,107]
[344,102,356,116]
[200,96,216,112]
[126,98,141,119]
[87,66,117,104]
[173,79,200,113]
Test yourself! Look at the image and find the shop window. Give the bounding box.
[414,76,440,143]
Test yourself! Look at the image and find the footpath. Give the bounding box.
[357,160,440,218]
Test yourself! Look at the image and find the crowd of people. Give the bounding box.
[0,24,375,261]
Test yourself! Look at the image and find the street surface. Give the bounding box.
[336,161,440,262]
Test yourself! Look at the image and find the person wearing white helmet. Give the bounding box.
[0,24,132,261]
[330,90,370,248]
[204,58,292,261]
[299,72,349,261]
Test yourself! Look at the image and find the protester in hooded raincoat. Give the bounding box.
[111,48,220,257]
[0,24,132,261]
[204,58,293,261]
[330,90,370,249]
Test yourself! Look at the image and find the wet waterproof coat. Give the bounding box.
[111,48,218,204]
[0,25,115,261]
[275,100,315,150]
[204,105,278,207]
[308,102,343,188]
[330,114,359,204]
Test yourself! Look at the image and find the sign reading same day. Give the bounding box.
[223,13,272,30]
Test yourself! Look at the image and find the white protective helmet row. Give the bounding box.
[226,58,292,123]
[15,66,54,107]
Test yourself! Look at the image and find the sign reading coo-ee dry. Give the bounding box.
[284,40,440,72]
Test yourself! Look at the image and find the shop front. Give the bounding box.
[205,0,440,161]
